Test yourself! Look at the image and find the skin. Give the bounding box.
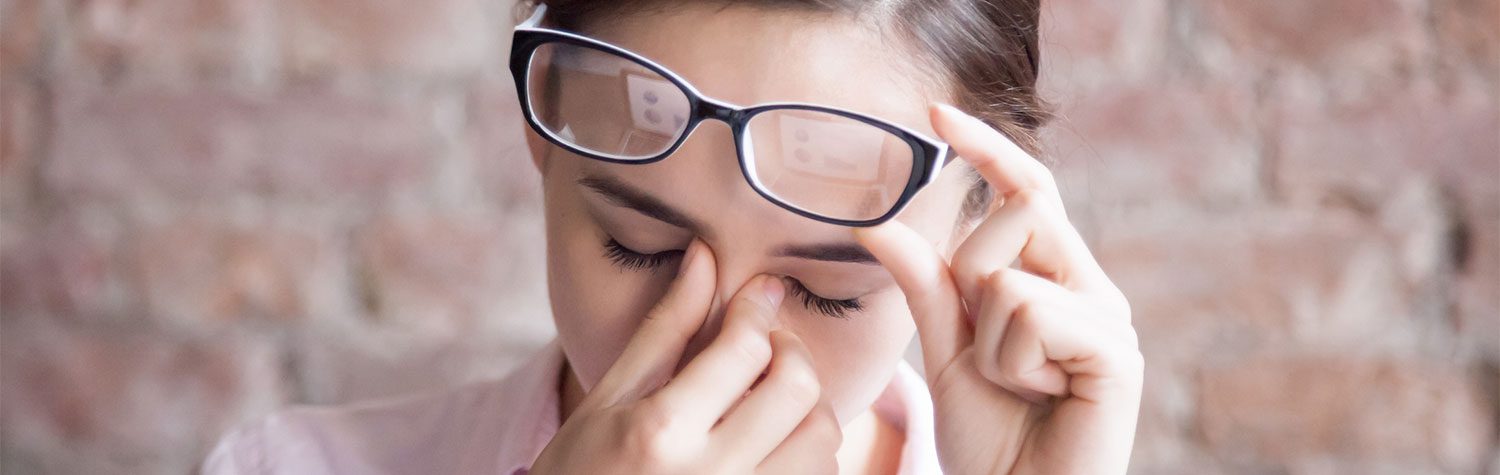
[519,4,1142,475]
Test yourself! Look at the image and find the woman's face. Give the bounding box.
[522,4,976,423]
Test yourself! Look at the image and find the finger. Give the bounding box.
[948,188,1106,305]
[852,220,971,378]
[972,268,1071,401]
[986,273,1137,403]
[713,330,822,466]
[931,103,1059,205]
[756,397,842,475]
[586,239,717,410]
[653,275,784,430]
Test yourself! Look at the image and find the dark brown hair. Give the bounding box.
[530,0,1051,223]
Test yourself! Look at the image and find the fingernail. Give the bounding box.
[936,103,981,126]
[936,103,961,115]
[760,276,785,309]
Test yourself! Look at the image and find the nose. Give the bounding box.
[674,245,782,372]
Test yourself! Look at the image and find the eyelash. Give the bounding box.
[603,238,684,270]
[602,238,863,319]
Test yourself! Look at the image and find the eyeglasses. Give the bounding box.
[509,4,954,227]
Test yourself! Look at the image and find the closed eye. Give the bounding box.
[603,238,682,271]
[601,237,865,319]
[785,278,863,319]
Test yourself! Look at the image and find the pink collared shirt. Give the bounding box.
[204,341,943,474]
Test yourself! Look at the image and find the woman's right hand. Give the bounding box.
[529,239,843,475]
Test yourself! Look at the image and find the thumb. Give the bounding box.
[853,221,971,378]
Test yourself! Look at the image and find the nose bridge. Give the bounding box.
[699,257,757,332]
[713,264,757,317]
[681,245,778,358]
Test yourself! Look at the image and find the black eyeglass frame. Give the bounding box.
[508,4,954,227]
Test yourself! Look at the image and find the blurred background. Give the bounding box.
[0,0,1496,473]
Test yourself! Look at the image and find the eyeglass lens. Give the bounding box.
[526,41,915,222]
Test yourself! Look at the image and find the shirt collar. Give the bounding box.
[491,340,566,475]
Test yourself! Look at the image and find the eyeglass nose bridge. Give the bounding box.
[693,97,748,129]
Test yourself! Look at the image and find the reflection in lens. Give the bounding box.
[744,109,916,222]
[527,43,691,160]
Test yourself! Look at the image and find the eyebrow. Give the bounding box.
[579,175,702,230]
[577,174,881,266]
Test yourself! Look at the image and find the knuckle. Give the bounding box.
[1094,349,1146,395]
[1009,188,1042,209]
[995,305,1039,375]
[974,347,1007,385]
[949,260,985,295]
[1010,300,1040,332]
[983,268,1012,298]
[620,399,679,458]
[988,355,1028,390]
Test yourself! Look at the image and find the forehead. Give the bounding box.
[579,4,947,135]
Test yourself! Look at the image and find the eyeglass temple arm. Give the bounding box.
[518,3,547,29]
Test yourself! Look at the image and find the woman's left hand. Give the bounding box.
[854,104,1143,475]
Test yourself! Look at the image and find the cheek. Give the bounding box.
[784,290,916,424]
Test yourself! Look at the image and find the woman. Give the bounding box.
[207,1,1142,473]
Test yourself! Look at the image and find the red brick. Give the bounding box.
[0,317,285,473]
[1038,0,1167,83]
[1196,0,1424,70]
[1197,356,1494,471]
[461,77,543,206]
[0,209,128,322]
[350,209,549,336]
[1094,201,1461,368]
[127,210,349,326]
[1433,0,1500,82]
[1,0,1495,472]
[61,0,275,84]
[1044,82,1260,209]
[276,0,496,79]
[1,76,42,210]
[1455,194,1499,358]
[45,83,444,204]
[0,0,46,76]
[1271,78,1499,205]
[1128,358,1221,473]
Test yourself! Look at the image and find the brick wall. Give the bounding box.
[1,0,1496,473]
